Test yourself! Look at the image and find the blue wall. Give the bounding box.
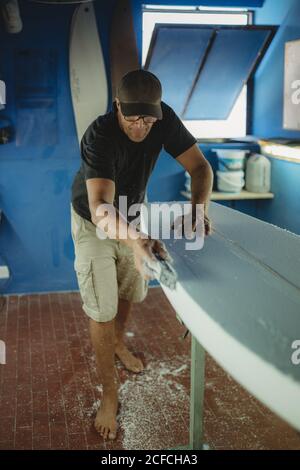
[251,0,300,234]
[255,158,300,235]
[252,0,300,138]
[0,1,116,294]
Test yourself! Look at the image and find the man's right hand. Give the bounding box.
[131,236,169,280]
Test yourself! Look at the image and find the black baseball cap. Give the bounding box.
[116,69,162,120]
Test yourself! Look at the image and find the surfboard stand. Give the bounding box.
[169,332,207,451]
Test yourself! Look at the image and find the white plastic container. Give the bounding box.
[213,149,248,172]
[245,154,271,193]
[217,170,245,193]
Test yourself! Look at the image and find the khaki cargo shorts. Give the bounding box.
[70,204,148,322]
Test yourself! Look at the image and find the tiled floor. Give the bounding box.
[0,287,300,450]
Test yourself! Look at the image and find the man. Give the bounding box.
[70,69,213,441]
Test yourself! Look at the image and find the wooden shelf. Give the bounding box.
[259,140,300,163]
[181,190,274,201]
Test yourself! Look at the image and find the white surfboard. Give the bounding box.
[69,2,108,144]
[141,201,300,431]
[110,0,139,100]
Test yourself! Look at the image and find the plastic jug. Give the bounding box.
[245,154,271,193]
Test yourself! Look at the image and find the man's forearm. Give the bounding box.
[190,162,214,215]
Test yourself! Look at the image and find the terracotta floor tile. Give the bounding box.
[0,441,15,450]
[32,391,49,415]
[68,433,88,450]
[33,413,50,439]
[0,416,15,442]
[15,426,33,450]
[32,436,51,450]
[50,422,68,449]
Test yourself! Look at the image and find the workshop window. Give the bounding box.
[143,6,267,139]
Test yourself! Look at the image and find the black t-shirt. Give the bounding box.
[71,101,196,222]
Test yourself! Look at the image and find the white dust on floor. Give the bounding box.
[125,331,135,338]
[89,354,190,450]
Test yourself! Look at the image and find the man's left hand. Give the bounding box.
[172,211,212,238]
[204,214,212,236]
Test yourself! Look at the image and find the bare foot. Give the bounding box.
[115,342,144,373]
[94,387,118,440]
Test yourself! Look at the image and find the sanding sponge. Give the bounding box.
[143,251,177,290]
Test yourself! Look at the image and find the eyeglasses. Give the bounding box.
[123,115,157,124]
